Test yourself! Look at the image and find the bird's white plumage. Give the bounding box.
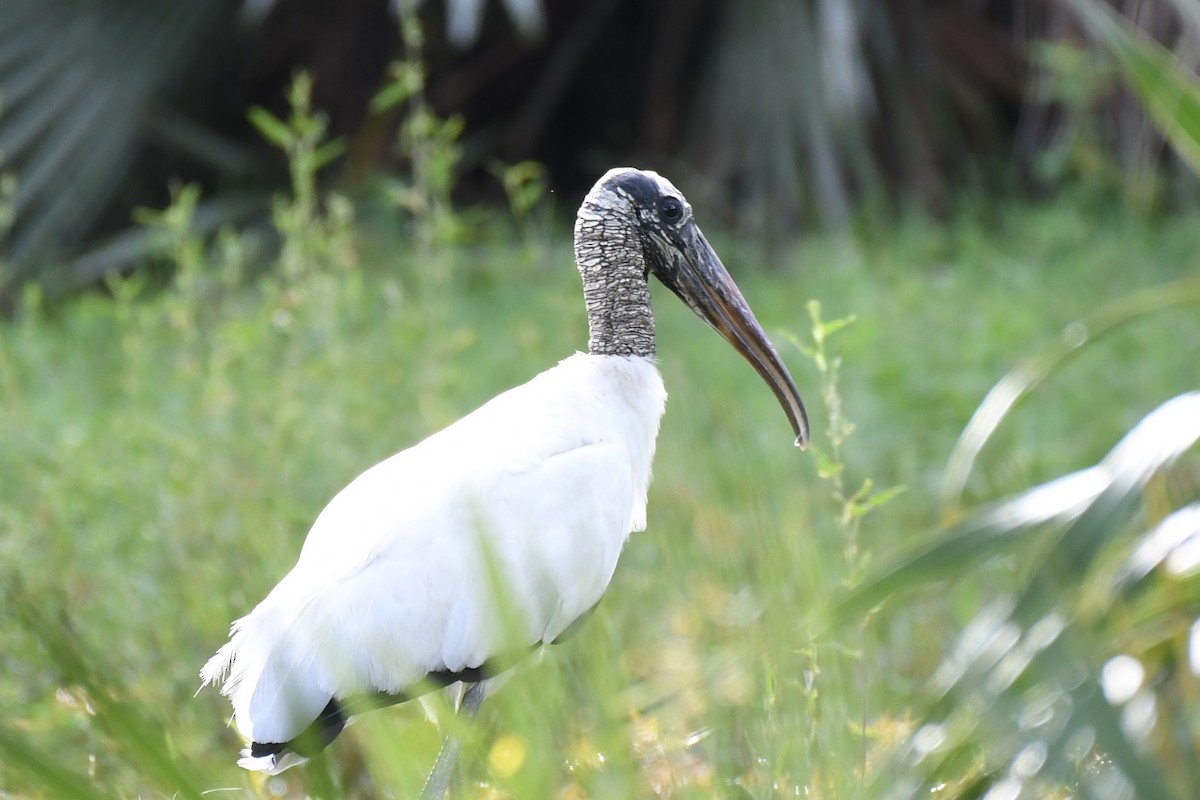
[201,353,666,747]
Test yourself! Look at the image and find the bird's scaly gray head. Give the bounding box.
[574,168,810,448]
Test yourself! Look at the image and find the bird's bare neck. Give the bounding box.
[575,207,656,357]
[582,268,655,356]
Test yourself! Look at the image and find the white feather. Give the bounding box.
[201,353,666,747]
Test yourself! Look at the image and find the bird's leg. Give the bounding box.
[420,681,487,800]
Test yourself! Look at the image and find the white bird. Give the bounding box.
[201,167,809,791]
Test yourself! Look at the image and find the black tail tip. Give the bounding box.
[247,697,347,764]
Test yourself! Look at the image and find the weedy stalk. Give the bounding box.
[374,7,466,254]
[248,71,357,299]
[787,299,905,790]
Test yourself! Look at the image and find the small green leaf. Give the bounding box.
[821,314,858,339]
[311,138,346,172]
[371,79,412,113]
[247,105,293,150]
[848,484,907,521]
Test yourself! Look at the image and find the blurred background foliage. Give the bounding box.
[2,0,1199,299]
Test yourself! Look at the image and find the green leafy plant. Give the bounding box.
[1028,40,1127,197]
[373,8,466,252]
[488,159,548,243]
[795,300,905,583]
[784,300,905,793]
[249,72,355,293]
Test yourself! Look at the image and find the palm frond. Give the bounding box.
[1018,0,1200,203]
[841,392,1200,798]
[1065,0,1200,175]
[0,0,240,292]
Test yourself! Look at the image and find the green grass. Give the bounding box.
[0,194,1196,798]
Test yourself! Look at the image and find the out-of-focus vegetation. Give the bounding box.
[838,2,1200,798]
[1,0,1199,798]
[1,0,1198,296]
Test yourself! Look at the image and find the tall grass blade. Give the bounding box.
[941,277,1200,513]
[0,722,114,800]
[2,577,209,800]
[848,393,1200,617]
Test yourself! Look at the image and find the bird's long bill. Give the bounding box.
[664,226,811,449]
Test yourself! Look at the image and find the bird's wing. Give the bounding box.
[203,355,662,746]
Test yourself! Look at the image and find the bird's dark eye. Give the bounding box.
[658,196,684,223]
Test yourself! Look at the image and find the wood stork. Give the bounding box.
[201,167,809,790]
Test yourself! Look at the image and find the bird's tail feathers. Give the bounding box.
[237,746,309,775]
[201,602,333,748]
[199,624,241,692]
[198,616,253,697]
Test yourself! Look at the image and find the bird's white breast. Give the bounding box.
[205,353,666,744]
